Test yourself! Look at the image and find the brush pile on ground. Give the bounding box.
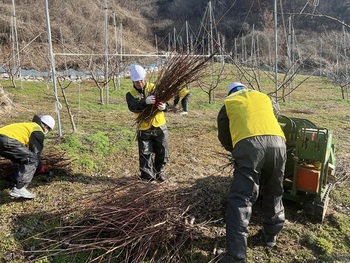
[0,150,71,182]
[0,85,14,115]
[29,181,211,262]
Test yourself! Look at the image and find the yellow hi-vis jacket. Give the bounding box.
[178,86,190,98]
[224,89,285,147]
[128,82,166,130]
[0,122,44,146]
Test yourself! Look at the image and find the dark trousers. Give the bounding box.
[0,135,38,188]
[174,93,191,112]
[226,135,286,260]
[137,125,169,178]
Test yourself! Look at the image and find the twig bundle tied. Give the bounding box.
[136,53,213,125]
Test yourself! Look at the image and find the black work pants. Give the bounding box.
[0,135,38,188]
[137,125,169,179]
[174,93,191,112]
[226,135,286,261]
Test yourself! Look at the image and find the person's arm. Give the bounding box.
[217,105,233,152]
[126,92,148,113]
[29,131,45,170]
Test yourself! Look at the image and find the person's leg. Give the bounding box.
[137,130,155,180]
[153,126,169,181]
[260,136,286,240]
[173,96,180,108]
[225,138,263,261]
[0,135,38,188]
[181,93,191,112]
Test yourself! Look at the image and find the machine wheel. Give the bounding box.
[303,184,332,222]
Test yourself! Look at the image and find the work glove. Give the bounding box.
[145,95,156,105]
[35,165,48,175]
[156,102,166,111]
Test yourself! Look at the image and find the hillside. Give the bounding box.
[1,0,350,74]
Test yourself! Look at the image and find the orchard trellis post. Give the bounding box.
[104,0,109,104]
[11,0,22,88]
[44,0,62,136]
[274,0,278,101]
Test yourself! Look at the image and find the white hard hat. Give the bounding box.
[227,82,246,95]
[41,115,55,130]
[130,65,146,81]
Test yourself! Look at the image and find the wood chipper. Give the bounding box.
[278,115,336,222]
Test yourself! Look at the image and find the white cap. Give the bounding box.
[130,65,146,81]
[227,82,246,94]
[41,115,55,130]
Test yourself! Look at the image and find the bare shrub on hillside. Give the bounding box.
[0,0,155,70]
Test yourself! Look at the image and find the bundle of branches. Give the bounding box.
[29,182,207,263]
[135,53,213,126]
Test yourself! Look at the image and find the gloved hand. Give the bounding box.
[145,95,156,105]
[35,166,48,175]
[156,102,166,111]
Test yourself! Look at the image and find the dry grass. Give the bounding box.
[0,72,349,263]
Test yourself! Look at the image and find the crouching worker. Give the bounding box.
[217,82,287,262]
[173,85,191,115]
[0,115,55,199]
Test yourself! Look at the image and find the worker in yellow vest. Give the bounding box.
[173,85,191,115]
[126,64,169,182]
[0,115,55,199]
[217,82,287,263]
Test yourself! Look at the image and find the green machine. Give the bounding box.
[278,115,336,222]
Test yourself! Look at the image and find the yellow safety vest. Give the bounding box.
[224,89,285,147]
[129,82,166,130]
[0,122,44,146]
[178,87,190,98]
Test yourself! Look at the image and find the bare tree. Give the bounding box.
[330,64,350,99]
[232,58,309,102]
[197,58,226,104]
[1,53,21,88]
[57,78,77,133]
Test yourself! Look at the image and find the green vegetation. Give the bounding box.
[0,69,349,262]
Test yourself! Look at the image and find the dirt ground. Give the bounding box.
[0,83,349,262]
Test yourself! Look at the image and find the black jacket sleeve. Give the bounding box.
[126,92,148,113]
[29,130,45,169]
[217,105,233,152]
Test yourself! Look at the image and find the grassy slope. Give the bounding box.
[0,72,349,262]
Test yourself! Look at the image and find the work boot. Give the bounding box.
[262,229,277,247]
[139,174,155,182]
[218,253,245,263]
[10,186,36,199]
[156,173,167,182]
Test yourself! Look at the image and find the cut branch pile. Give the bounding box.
[41,150,74,172]
[0,85,14,114]
[29,182,207,263]
[0,150,72,181]
[136,53,213,126]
